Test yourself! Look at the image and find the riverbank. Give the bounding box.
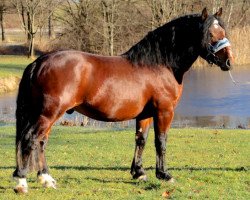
[0,76,20,93]
[0,55,32,94]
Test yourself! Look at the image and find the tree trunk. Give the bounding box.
[48,14,52,38]
[21,3,27,36]
[109,4,114,56]
[0,9,5,41]
[28,13,35,58]
[101,0,115,56]
[28,35,35,58]
[27,11,31,42]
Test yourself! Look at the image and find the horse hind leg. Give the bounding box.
[36,127,56,189]
[13,122,36,193]
[131,118,152,181]
[13,110,60,193]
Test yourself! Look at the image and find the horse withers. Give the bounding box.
[13,8,233,193]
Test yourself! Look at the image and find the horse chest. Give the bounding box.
[151,70,183,108]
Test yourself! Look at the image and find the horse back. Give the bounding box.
[30,50,182,121]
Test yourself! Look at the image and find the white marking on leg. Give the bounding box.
[38,174,57,189]
[168,178,175,183]
[138,175,147,181]
[14,177,28,193]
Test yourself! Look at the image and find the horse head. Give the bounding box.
[200,8,234,71]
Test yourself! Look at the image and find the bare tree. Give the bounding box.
[55,0,249,57]
[101,0,118,56]
[0,0,7,41]
[56,0,147,55]
[11,0,62,58]
[56,0,96,51]
[100,0,144,55]
[230,0,249,28]
[148,0,191,29]
[57,0,126,55]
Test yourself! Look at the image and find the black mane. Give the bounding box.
[122,13,221,70]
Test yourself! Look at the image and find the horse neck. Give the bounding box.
[123,15,202,84]
[171,55,199,84]
[171,45,200,84]
[162,17,201,83]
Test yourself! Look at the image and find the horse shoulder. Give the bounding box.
[151,68,183,110]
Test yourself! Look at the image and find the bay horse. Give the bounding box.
[13,8,234,193]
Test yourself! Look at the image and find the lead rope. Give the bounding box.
[228,70,250,85]
[228,71,238,85]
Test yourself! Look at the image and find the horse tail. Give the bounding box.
[15,61,39,172]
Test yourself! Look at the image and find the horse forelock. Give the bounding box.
[201,15,226,48]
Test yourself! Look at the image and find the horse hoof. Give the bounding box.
[168,178,175,183]
[38,174,57,189]
[138,175,148,181]
[156,171,173,181]
[44,181,57,189]
[14,186,28,194]
[14,177,28,194]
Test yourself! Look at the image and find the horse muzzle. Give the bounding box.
[206,38,233,71]
[220,59,232,71]
[206,52,231,70]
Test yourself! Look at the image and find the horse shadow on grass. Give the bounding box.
[84,177,162,191]
[0,165,247,172]
[49,165,248,191]
[50,165,248,172]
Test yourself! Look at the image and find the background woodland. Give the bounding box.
[0,0,249,64]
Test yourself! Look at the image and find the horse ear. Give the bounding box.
[214,7,223,17]
[201,7,208,21]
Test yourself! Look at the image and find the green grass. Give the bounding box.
[0,55,32,78]
[0,126,249,199]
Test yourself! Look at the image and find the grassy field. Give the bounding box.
[0,126,249,199]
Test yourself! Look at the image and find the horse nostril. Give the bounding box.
[226,59,230,67]
[226,59,233,70]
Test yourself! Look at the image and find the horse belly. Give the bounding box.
[74,99,144,122]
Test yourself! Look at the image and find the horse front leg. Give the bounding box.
[131,118,152,181]
[154,108,175,182]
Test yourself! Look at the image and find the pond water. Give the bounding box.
[174,65,250,128]
[0,65,249,128]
